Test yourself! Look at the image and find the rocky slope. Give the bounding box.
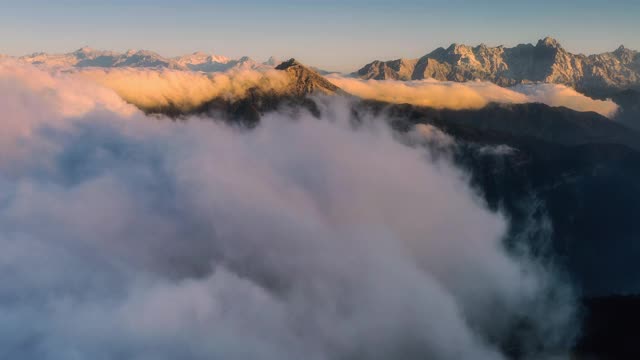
[275,58,346,96]
[355,37,640,96]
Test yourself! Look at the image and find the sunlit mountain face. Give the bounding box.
[1,32,640,360]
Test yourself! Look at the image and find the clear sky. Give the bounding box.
[1,0,639,71]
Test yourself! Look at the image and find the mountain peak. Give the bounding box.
[275,58,301,70]
[75,46,94,54]
[612,44,636,62]
[613,45,634,55]
[133,50,160,57]
[275,58,345,96]
[264,56,280,66]
[446,43,472,53]
[537,37,562,49]
[174,52,231,69]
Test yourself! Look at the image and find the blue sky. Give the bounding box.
[1,0,638,71]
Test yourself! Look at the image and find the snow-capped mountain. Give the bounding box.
[19,47,184,69]
[229,56,273,72]
[263,56,281,67]
[16,47,273,72]
[174,51,230,66]
[173,51,232,72]
[355,37,640,96]
[175,53,274,72]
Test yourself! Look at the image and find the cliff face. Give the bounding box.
[355,38,640,96]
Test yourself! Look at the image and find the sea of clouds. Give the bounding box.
[62,65,620,118]
[328,77,619,118]
[75,67,291,112]
[0,60,577,359]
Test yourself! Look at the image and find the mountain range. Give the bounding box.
[355,37,640,97]
[17,47,274,72]
[11,38,640,99]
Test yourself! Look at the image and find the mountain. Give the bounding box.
[611,89,640,130]
[275,58,346,96]
[20,47,185,69]
[173,51,231,71]
[355,37,640,97]
[148,59,348,123]
[17,47,272,72]
[356,99,640,298]
[110,49,184,69]
[379,101,640,151]
[174,53,272,72]
[231,56,274,71]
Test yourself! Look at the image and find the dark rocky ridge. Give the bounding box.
[611,89,640,130]
[356,100,640,296]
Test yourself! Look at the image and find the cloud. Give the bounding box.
[328,77,619,118]
[511,83,619,117]
[0,59,136,166]
[0,61,576,359]
[31,62,617,119]
[74,67,292,112]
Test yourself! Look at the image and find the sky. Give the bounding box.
[1,0,639,71]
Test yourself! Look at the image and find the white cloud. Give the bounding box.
[0,61,576,359]
[74,67,291,111]
[18,62,616,119]
[512,83,619,117]
[329,77,619,118]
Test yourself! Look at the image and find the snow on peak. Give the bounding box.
[264,56,280,66]
[174,51,231,68]
[17,47,276,73]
